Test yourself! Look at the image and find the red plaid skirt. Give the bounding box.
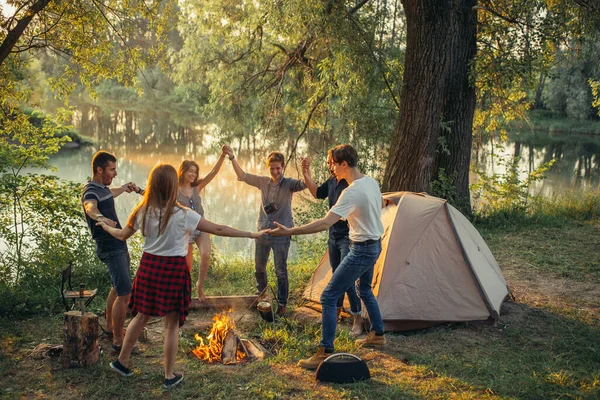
[129,252,191,327]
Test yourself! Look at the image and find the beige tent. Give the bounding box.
[302,192,509,331]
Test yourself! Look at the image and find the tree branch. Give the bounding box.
[347,0,372,16]
[0,0,52,66]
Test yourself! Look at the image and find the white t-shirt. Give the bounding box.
[132,206,201,257]
[330,175,384,242]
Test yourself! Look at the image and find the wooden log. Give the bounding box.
[62,311,99,368]
[221,330,238,365]
[240,339,266,360]
[189,295,259,310]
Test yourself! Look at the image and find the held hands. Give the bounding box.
[223,145,234,160]
[221,144,231,157]
[96,218,117,229]
[128,182,141,194]
[268,222,291,237]
[301,158,311,178]
[250,229,271,239]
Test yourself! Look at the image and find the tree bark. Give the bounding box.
[0,0,52,66]
[432,0,478,214]
[62,311,99,368]
[382,0,452,193]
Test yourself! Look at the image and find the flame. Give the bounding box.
[193,310,246,363]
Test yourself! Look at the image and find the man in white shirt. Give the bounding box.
[270,144,386,370]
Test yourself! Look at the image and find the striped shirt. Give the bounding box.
[81,181,127,252]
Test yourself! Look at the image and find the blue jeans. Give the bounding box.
[96,247,131,296]
[255,235,291,306]
[320,240,384,351]
[328,236,361,314]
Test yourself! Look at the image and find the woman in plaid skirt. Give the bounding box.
[97,163,266,388]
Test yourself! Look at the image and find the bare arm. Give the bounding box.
[196,148,228,191]
[96,222,136,241]
[225,147,245,179]
[301,158,318,198]
[197,218,266,238]
[270,211,340,236]
[83,199,117,227]
[110,182,133,198]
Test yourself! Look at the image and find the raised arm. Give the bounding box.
[197,218,266,238]
[301,158,318,198]
[196,146,229,191]
[225,147,245,179]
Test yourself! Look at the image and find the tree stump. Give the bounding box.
[62,311,99,368]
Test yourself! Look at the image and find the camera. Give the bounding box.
[263,202,279,214]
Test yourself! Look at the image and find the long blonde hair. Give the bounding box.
[127,164,182,236]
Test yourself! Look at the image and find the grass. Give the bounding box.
[1,208,599,399]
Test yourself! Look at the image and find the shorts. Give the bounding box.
[188,230,202,244]
[97,247,132,296]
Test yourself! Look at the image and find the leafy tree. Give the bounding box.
[543,40,600,120]
[172,0,402,165]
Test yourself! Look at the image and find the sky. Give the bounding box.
[1,0,16,18]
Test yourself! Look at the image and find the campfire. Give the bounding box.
[192,310,265,364]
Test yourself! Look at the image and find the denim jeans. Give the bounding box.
[96,247,131,296]
[328,236,362,314]
[320,240,383,351]
[255,235,291,306]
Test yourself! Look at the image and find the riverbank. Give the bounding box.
[510,109,600,136]
[1,206,598,399]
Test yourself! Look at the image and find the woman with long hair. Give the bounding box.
[178,145,229,302]
[97,163,265,389]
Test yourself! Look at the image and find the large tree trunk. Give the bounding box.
[432,0,478,214]
[383,0,478,215]
[382,0,452,193]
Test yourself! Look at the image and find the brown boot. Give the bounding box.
[355,331,386,348]
[297,347,331,370]
[350,315,364,338]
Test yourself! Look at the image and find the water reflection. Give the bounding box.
[472,132,600,196]
[25,107,600,256]
[46,147,312,258]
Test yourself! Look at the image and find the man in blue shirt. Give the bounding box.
[301,150,363,337]
[81,151,143,351]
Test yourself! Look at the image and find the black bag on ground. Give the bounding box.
[315,353,370,383]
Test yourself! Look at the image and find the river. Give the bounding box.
[23,108,600,257]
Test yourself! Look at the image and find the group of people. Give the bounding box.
[81,143,386,388]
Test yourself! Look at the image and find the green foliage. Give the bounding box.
[172,0,402,153]
[429,168,470,214]
[471,156,556,219]
[542,40,600,120]
[591,78,600,117]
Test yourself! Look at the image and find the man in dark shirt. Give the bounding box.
[301,150,364,336]
[81,151,143,351]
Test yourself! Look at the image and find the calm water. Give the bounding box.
[20,108,600,257]
[472,132,600,195]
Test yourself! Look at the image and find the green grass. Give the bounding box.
[1,204,599,399]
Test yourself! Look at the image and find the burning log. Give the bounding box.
[221,331,238,365]
[193,311,247,364]
[240,339,266,360]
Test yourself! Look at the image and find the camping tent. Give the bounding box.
[301,192,509,331]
